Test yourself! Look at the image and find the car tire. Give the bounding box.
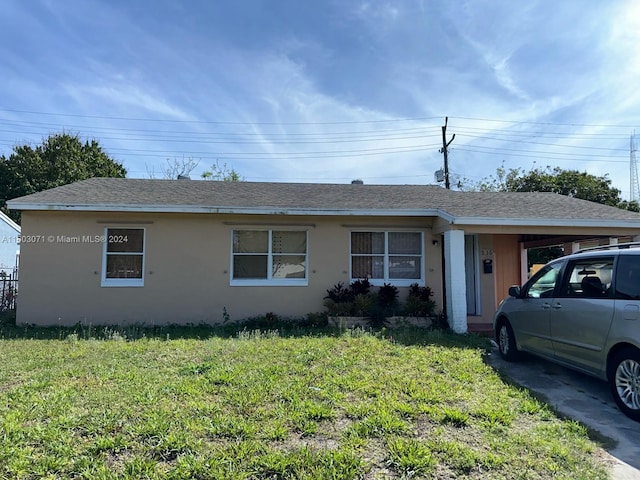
[608,348,640,422]
[496,320,519,362]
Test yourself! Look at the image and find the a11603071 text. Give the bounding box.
[0,235,128,244]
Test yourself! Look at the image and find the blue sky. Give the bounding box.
[1,0,639,197]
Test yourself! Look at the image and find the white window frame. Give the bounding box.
[349,231,425,287]
[230,229,308,287]
[101,227,145,287]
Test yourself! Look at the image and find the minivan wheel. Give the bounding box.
[609,348,640,422]
[497,320,519,362]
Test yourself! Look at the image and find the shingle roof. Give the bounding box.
[8,177,640,224]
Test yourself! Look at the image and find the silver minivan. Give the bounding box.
[494,243,640,421]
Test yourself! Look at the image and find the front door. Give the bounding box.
[465,235,478,315]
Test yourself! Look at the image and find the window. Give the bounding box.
[350,231,423,286]
[524,262,562,298]
[558,257,614,298]
[101,228,145,287]
[231,230,307,286]
[614,256,640,300]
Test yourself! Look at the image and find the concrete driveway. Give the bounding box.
[486,342,640,479]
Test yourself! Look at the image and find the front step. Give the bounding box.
[467,322,494,337]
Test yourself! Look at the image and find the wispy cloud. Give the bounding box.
[64,83,195,121]
[0,0,638,195]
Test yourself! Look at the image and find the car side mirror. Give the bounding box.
[508,286,521,298]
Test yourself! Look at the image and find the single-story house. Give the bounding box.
[8,178,640,333]
[0,210,20,276]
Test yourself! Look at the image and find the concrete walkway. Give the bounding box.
[486,342,640,480]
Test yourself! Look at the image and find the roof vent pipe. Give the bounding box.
[351,179,364,184]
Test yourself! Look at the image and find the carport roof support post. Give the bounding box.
[445,229,467,333]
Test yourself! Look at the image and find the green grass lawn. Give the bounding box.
[0,326,608,479]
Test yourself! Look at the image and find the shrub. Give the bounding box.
[242,312,283,329]
[403,283,436,317]
[370,283,400,325]
[431,311,449,330]
[301,312,328,327]
[324,280,373,317]
[324,282,354,303]
[0,310,16,326]
[353,293,376,317]
[403,296,436,317]
[377,283,399,310]
[324,280,437,322]
[323,299,355,316]
[350,279,371,296]
[408,283,433,301]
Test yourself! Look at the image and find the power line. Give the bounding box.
[0,127,440,145]
[454,144,626,158]
[452,125,630,138]
[449,116,640,129]
[1,117,633,141]
[1,109,637,173]
[453,147,629,163]
[0,108,443,126]
[0,119,435,138]
[106,143,442,159]
[1,107,638,129]
[0,139,441,161]
[457,135,630,152]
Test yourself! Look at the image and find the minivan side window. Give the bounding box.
[525,263,562,298]
[558,257,614,298]
[614,256,640,300]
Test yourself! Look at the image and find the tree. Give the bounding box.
[618,199,640,212]
[146,157,200,179]
[528,245,565,266]
[0,133,126,223]
[201,161,244,182]
[146,159,244,181]
[467,164,633,209]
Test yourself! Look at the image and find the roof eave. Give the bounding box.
[6,202,454,220]
[14,203,636,228]
[452,217,640,229]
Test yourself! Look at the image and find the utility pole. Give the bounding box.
[440,117,456,189]
[631,131,639,202]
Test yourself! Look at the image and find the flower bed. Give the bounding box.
[324,280,437,329]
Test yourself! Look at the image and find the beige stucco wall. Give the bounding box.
[17,211,443,326]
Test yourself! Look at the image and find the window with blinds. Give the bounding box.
[351,231,423,286]
[101,228,145,287]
